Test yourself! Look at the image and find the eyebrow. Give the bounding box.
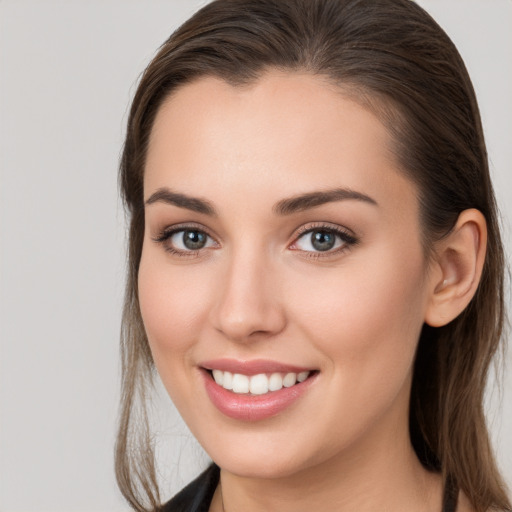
[145,188,216,216]
[273,188,378,215]
[144,186,378,216]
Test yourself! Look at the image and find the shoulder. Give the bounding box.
[161,464,220,512]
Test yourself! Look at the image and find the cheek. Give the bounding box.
[137,245,219,417]
[282,250,428,450]
[137,247,210,359]
[288,247,428,375]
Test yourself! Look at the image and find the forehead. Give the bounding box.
[148,72,393,160]
[144,71,417,215]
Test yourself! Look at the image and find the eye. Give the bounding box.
[291,225,358,254]
[153,226,217,255]
[173,229,213,250]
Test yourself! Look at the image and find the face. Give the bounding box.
[139,72,434,479]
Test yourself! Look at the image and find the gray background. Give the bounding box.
[0,1,510,510]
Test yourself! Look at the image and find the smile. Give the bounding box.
[200,359,318,421]
[211,370,310,395]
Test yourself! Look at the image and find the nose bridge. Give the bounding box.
[211,241,285,342]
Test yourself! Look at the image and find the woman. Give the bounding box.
[115,1,511,511]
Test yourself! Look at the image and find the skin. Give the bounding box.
[138,72,483,512]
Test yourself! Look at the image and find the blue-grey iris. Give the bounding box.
[311,230,336,251]
[183,230,207,250]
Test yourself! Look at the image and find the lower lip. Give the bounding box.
[201,370,317,422]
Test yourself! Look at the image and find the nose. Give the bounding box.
[209,248,287,343]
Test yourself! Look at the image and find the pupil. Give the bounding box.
[183,230,207,250]
[311,230,335,251]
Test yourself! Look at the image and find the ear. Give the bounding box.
[424,209,487,327]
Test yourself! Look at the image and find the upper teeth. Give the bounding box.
[211,370,310,395]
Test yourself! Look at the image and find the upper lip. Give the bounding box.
[200,358,314,376]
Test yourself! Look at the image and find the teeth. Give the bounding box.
[222,371,233,390]
[283,372,297,388]
[232,373,250,393]
[212,369,223,386]
[268,372,283,391]
[212,370,311,395]
[249,374,269,395]
[297,371,309,382]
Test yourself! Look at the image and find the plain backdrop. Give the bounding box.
[0,1,511,511]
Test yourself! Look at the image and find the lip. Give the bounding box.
[200,358,312,376]
[200,362,318,422]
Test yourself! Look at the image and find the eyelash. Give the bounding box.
[291,223,359,259]
[152,223,216,258]
[152,222,359,259]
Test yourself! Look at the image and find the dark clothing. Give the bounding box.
[162,464,220,512]
[162,463,458,512]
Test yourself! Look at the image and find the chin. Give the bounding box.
[198,427,325,481]
[215,451,309,480]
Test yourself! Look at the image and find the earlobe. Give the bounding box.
[424,209,487,327]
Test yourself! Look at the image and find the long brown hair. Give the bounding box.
[116,1,510,510]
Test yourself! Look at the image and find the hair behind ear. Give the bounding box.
[411,205,508,511]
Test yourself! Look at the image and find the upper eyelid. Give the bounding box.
[152,222,216,240]
[293,222,356,238]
